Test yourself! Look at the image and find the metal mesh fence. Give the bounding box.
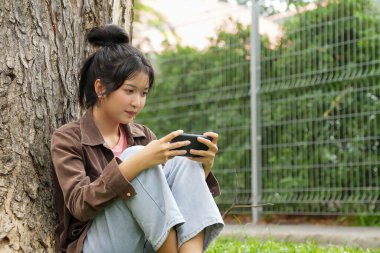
[137,0,380,217]
[259,0,380,215]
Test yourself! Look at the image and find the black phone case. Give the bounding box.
[170,133,212,157]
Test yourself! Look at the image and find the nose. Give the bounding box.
[131,94,140,107]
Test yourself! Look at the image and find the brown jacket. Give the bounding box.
[50,109,220,253]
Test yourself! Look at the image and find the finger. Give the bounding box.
[197,136,213,148]
[197,137,218,152]
[169,140,191,150]
[160,130,184,143]
[168,149,187,157]
[189,149,214,158]
[203,132,218,144]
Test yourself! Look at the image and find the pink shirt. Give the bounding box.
[111,127,127,157]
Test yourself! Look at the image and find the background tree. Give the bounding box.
[0,0,132,251]
[133,1,180,52]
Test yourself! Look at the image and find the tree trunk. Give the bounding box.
[0,0,133,252]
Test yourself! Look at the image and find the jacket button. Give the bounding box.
[127,192,131,197]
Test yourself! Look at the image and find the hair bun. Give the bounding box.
[87,24,129,47]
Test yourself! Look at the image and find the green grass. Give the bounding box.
[205,237,380,253]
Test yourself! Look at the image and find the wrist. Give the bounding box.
[129,152,150,171]
[203,163,212,178]
[119,152,149,181]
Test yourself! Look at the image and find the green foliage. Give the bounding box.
[260,0,380,215]
[337,215,380,226]
[138,0,380,216]
[205,237,380,253]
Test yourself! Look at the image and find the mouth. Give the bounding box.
[126,111,137,117]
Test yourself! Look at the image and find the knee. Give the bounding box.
[133,163,165,186]
[119,145,144,161]
[166,156,204,179]
[173,156,203,170]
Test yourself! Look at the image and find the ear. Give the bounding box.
[94,79,106,97]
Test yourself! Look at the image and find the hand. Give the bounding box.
[188,132,219,177]
[137,130,190,169]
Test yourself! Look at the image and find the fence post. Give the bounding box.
[251,0,262,225]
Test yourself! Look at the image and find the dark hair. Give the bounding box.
[79,24,155,109]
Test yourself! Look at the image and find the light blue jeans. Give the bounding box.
[83,145,224,253]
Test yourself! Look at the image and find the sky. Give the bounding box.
[134,0,284,52]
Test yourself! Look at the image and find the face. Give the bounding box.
[98,71,150,124]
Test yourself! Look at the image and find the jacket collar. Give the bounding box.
[79,108,146,146]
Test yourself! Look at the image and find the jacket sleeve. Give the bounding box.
[206,172,221,197]
[51,129,136,222]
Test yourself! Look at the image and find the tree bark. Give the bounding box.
[0,0,133,252]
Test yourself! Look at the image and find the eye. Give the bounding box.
[124,89,134,94]
[142,91,149,96]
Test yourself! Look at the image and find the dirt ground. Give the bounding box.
[223,214,357,226]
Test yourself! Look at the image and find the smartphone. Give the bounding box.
[170,133,212,157]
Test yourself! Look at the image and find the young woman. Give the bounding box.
[50,24,224,253]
